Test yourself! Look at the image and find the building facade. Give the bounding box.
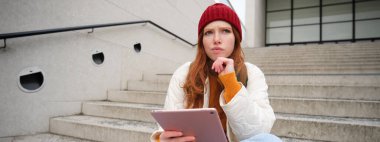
[247,0,380,47]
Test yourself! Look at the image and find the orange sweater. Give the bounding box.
[219,72,242,103]
[209,72,242,133]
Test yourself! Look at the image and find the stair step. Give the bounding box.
[50,115,158,142]
[261,62,380,68]
[245,50,380,55]
[259,65,380,74]
[247,50,380,54]
[126,75,380,87]
[246,54,380,59]
[82,101,161,122]
[266,75,380,87]
[127,80,169,92]
[244,42,380,52]
[254,61,380,66]
[250,61,380,66]
[261,68,380,74]
[269,85,380,101]
[258,64,380,69]
[108,90,166,105]
[251,61,380,67]
[280,137,324,142]
[246,53,380,58]
[5,132,321,142]
[272,113,380,142]
[244,45,380,52]
[125,81,380,101]
[0,133,95,142]
[271,97,380,119]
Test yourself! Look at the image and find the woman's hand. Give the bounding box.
[211,57,235,75]
[159,131,195,142]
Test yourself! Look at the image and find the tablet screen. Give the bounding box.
[151,108,228,142]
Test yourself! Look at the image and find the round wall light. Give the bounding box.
[92,50,104,65]
[134,43,141,53]
[18,67,45,93]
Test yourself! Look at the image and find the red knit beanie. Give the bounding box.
[198,3,242,41]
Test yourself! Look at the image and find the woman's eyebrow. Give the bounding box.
[204,26,232,31]
[203,28,214,32]
[220,26,232,29]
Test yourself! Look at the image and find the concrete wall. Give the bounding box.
[0,0,214,137]
[245,0,266,48]
[92,25,198,86]
[0,30,121,137]
[0,0,214,43]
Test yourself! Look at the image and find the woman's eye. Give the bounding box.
[222,29,231,33]
[204,31,213,36]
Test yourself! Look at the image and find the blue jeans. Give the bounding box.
[240,133,282,142]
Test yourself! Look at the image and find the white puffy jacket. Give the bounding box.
[150,62,276,142]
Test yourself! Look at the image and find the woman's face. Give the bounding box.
[202,20,235,61]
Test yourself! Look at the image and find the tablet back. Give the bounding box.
[151,108,227,142]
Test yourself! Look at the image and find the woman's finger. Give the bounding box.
[174,136,196,142]
[212,60,220,72]
[213,57,231,74]
[160,131,183,139]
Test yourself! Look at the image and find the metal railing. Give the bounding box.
[0,20,197,48]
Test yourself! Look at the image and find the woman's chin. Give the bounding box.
[211,55,227,61]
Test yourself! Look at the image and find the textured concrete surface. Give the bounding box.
[273,113,380,141]
[82,101,161,122]
[108,90,166,105]
[244,42,380,74]
[50,115,157,142]
[0,133,95,142]
[127,80,169,92]
[270,97,380,118]
[0,0,211,137]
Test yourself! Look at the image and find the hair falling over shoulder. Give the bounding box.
[182,27,245,109]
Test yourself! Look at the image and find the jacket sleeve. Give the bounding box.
[163,62,189,110]
[219,63,276,141]
[150,62,189,142]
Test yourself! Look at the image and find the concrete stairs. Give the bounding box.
[246,42,380,141]
[244,42,380,75]
[117,89,380,141]
[120,42,379,141]
[47,85,167,141]
[49,95,161,142]
[0,133,95,142]
[46,42,380,142]
[50,114,157,142]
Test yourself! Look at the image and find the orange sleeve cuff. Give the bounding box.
[219,72,241,103]
[155,134,160,142]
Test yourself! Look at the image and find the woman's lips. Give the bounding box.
[212,47,224,53]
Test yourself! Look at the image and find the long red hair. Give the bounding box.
[183,27,245,108]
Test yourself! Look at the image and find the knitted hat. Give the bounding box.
[198,3,242,41]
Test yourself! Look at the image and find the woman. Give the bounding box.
[151,3,280,142]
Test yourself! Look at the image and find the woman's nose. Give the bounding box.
[213,32,221,44]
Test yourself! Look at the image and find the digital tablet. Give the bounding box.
[151,108,227,142]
